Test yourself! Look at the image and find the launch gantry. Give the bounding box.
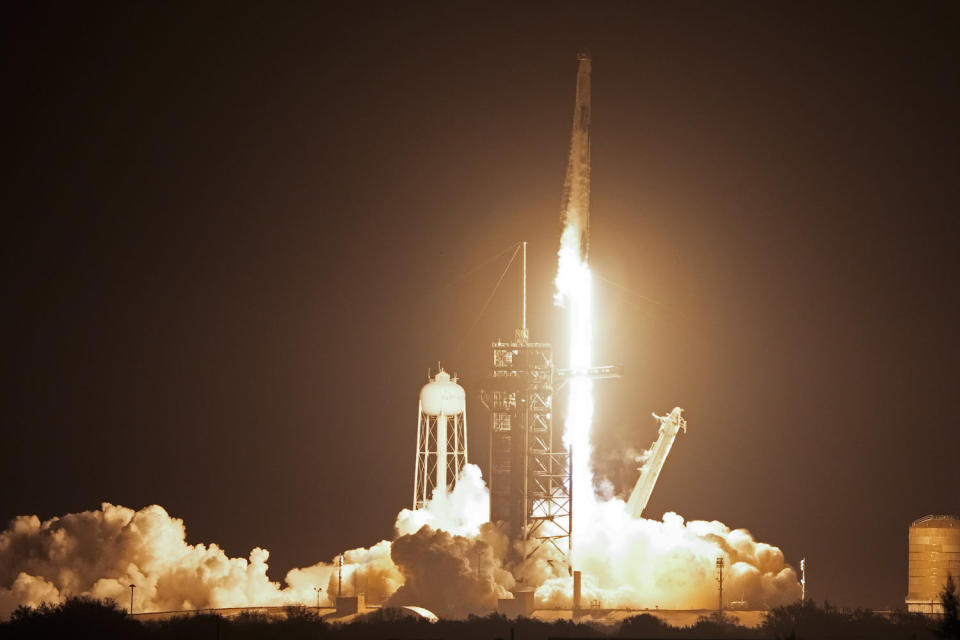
[481,52,627,565]
[482,242,571,559]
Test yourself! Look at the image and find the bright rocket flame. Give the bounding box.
[555,223,596,564]
[551,220,801,607]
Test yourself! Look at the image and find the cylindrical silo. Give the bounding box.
[906,514,960,614]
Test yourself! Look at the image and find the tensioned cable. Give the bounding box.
[453,243,522,359]
[441,241,522,291]
[593,273,667,308]
[593,272,688,322]
[408,241,521,308]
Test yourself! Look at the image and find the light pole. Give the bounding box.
[129,584,135,615]
[800,558,806,603]
[314,586,323,611]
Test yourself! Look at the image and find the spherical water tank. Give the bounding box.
[419,370,465,416]
[906,514,960,613]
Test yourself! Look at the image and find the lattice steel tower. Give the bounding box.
[482,242,571,559]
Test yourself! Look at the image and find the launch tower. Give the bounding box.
[482,243,571,558]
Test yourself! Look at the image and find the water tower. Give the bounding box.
[413,368,468,509]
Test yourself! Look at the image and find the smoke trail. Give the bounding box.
[554,51,598,567]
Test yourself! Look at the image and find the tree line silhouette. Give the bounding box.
[2,576,957,640]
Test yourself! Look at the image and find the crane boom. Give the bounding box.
[626,407,687,518]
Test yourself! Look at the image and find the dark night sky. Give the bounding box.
[3,2,958,609]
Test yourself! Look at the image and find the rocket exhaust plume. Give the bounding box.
[558,52,592,264]
[549,52,802,607]
[554,52,596,564]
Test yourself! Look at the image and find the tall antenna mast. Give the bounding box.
[522,240,527,331]
[517,241,529,344]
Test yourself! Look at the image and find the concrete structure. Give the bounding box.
[335,594,366,617]
[906,514,960,614]
[498,588,536,617]
[413,368,468,509]
[573,570,582,614]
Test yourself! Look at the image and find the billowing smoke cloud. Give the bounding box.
[0,503,319,618]
[0,464,494,620]
[534,503,800,610]
[0,455,799,620]
[386,524,514,618]
[317,540,402,605]
[394,464,490,538]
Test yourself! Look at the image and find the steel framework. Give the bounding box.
[482,332,571,560]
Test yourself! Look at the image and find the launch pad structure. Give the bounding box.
[481,242,571,559]
[481,53,623,564]
[480,245,623,563]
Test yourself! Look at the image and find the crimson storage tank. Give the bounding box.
[906,514,960,614]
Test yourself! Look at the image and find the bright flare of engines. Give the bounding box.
[554,223,596,564]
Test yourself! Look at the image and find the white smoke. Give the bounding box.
[535,504,800,610]
[0,503,315,618]
[395,464,490,537]
[0,464,494,619]
[386,524,515,617]
[0,461,799,620]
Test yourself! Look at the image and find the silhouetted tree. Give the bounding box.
[942,573,960,639]
[5,596,145,639]
[3,598,954,640]
[763,599,938,640]
[618,612,673,637]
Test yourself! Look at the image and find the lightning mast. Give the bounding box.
[482,241,568,559]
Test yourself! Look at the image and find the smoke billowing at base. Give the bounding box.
[0,461,799,620]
